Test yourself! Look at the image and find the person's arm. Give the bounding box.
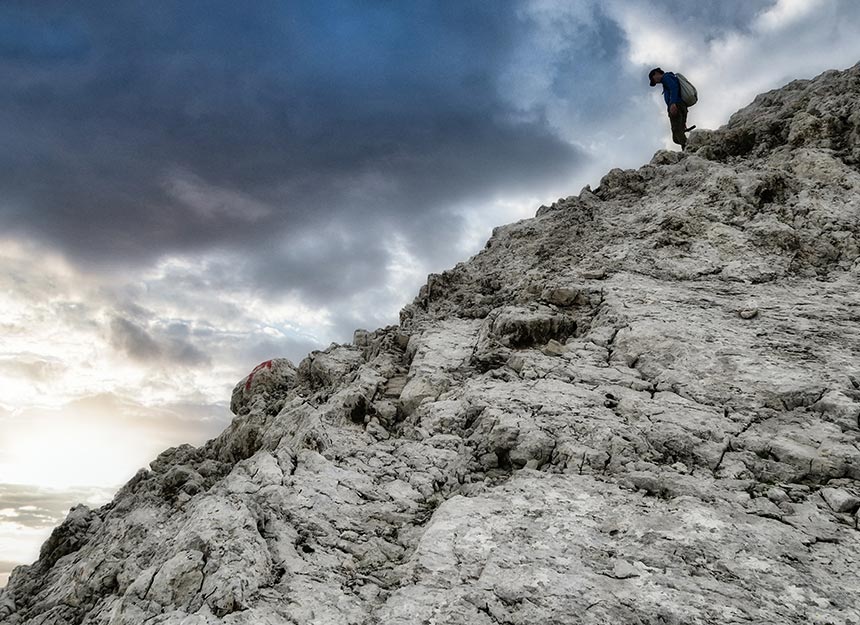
[664,73,683,106]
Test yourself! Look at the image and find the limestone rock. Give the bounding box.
[821,487,860,513]
[230,358,297,415]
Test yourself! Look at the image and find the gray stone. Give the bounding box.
[821,487,860,513]
[610,559,641,579]
[230,358,297,415]
[541,339,566,357]
[767,487,790,503]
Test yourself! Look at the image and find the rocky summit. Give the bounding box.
[4,64,860,625]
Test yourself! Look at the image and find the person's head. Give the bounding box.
[649,68,664,87]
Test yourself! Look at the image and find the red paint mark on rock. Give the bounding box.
[245,359,273,392]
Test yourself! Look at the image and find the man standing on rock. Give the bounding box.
[649,68,692,150]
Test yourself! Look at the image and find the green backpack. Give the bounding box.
[676,73,698,107]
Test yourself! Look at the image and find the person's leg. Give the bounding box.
[669,105,687,149]
[681,103,689,144]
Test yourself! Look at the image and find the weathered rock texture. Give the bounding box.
[4,65,860,625]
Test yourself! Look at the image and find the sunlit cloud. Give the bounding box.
[0,395,227,489]
[757,0,826,31]
[0,238,331,498]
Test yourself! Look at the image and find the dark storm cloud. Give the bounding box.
[109,317,161,361]
[0,1,598,301]
[0,5,90,61]
[109,316,210,365]
[639,0,773,35]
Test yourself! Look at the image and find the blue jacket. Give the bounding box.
[662,72,683,108]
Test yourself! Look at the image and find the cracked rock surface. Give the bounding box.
[3,65,860,625]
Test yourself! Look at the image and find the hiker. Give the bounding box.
[649,67,695,150]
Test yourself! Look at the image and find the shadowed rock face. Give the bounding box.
[3,64,860,625]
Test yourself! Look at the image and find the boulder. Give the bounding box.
[230,358,297,415]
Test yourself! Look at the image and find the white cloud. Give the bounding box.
[0,395,228,489]
[0,239,332,492]
[608,0,860,134]
[757,0,826,31]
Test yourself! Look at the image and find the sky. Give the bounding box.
[3,0,860,586]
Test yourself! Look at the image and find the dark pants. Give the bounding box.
[669,103,688,149]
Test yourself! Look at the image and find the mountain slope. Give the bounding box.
[3,64,860,625]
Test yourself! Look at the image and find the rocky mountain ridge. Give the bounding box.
[2,64,860,624]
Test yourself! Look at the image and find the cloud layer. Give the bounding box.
[1,2,583,270]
